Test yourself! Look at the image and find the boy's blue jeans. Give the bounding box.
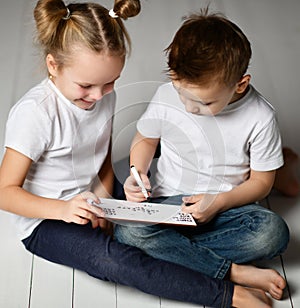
[115,195,290,279]
[22,219,233,308]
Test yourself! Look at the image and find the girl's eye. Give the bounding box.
[80,85,91,89]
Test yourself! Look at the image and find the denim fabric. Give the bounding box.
[115,195,290,279]
[22,219,234,308]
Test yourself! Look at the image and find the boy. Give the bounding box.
[115,9,290,301]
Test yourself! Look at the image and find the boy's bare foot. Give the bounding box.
[274,147,299,197]
[230,263,286,300]
[232,285,272,308]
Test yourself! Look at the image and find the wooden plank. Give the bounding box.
[0,211,32,308]
[267,192,300,308]
[161,298,203,308]
[30,255,73,308]
[73,270,117,308]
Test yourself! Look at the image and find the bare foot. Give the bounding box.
[232,285,272,308]
[274,147,299,197]
[230,263,286,300]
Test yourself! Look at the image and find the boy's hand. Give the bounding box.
[181,194,221,223]
[124,174,151,202]
[62,191,105,228]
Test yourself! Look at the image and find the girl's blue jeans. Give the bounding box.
[115,195,290,279]
[22,218,233,308]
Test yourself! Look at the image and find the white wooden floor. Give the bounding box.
[0,192,299,308]
[0,0,299,307]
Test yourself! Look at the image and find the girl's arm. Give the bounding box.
[93,141,114,199]
[124,132,159,202]
[182,169,275,223]
[0,148,103,226]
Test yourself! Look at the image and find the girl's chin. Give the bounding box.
[74,99,95,109]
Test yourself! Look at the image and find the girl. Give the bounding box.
[0,0,273,307]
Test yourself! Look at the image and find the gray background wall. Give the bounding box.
[1,0,299,171]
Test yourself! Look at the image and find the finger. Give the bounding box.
[81,191,99,203]
[73,215,90,225]
[86,203,104,217]
[181,203,198,213]
[182,195,196,204]
[140,174,151,190]
[125,192,148,203]
[90,217,99,229]
[124,184,145,194]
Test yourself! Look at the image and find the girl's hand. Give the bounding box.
[124,174,151,202]
[62,191,105,228]
[181,194,221,223]
[96,218,114,236]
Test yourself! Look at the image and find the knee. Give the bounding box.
[114,224,154,247]
[266,213,290,254]
[250,211,290,257]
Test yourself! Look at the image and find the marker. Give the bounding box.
[130,165,149,199]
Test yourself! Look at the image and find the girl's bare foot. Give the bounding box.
[230,263,286,300]
[274,147,299,197]
[232,285,272,308]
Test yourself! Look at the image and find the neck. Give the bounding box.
[230,85,250,104]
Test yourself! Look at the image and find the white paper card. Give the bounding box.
[92,198,196,226]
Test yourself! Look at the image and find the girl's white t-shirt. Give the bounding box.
[137,82,283,197]
[5,79,115,239]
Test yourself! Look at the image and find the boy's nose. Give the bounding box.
[185,102,199,114]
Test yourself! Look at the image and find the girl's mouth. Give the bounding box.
[81,98,95,104]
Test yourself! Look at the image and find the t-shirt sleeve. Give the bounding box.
[137,87,165,138]
[5,100,51,162]
[250,116,283,171]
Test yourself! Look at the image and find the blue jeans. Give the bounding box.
[22,219,233,308]
[115,195,290,279]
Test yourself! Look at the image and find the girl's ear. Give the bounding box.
[46,54,58,77]
[236,74,251,94]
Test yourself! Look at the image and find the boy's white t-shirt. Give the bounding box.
[137,82,283,197]
[5,79,115,239]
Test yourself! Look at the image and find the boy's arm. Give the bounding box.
[130,132,160,174]
[124,132,159,202]
[218,169,276,211]
[182,169,275,223]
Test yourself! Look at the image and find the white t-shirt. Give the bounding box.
[5,79,115,239]
[137,82,283,197]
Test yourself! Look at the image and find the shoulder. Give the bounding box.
[154,82,176,98]
[227,85,277,124]
[246,86,276,115]
[10,79,58,114]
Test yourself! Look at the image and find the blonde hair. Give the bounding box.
[34,0,140,69]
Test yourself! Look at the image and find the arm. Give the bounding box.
[0,147,103,226]
[182,169,275,223]
[124,131,160,202]
[91,142,115,234]
[93,141,114,198]
[130,132,159,174]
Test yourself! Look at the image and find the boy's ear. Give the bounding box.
[46,54,58,77]
[236,74,251,94]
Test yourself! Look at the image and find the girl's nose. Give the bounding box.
[90,87,103,101]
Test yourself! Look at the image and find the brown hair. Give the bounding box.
[165,8,252,86]
[34,0,141,69]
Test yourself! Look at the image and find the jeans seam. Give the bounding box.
[215,259,231,279]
